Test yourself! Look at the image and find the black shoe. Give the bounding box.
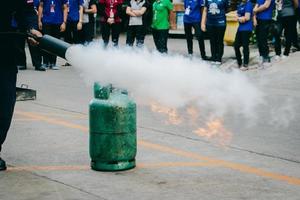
[0,157,7,171]
[35,66,46,71]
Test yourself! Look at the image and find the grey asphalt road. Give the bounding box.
[0,35,300,200]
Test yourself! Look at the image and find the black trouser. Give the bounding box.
[273,19,283,56]
[274,16,297,56]
[152,28,169,53]
[81,22,94,44]
[14,32,27,67]
[126,25,146,47]
[42,24,61,65]
[234,31,251,66]
[65,21,81,44]
[184,22,206,58]
[0,70,17,152]
[256,19,272,61]
[101,22,121,46]
[207,25,226,62]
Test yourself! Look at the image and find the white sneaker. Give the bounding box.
[274,55,281,61]
[215,61,222,65]
[52,65,60,70]
[281,55,288,59]
[240,66,249,71]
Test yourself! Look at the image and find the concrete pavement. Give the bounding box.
[1,34,300,200]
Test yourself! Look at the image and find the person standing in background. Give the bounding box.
[201,0,230,65]
[81,0,97,44]
[125,0,149,47]
[151,0,173,53]
[234,0,253,70]
[274,0,299,59]
[183,0,207,60]
[38,0,68,70]
[98,0,124,47]
[65,0,84,44]
[253,0,275,67]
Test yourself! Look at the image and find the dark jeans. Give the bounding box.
[81,22,94,44]
[152,28,169,53]
[42,24,61,65]
[184,22,206,58]
[126,25,146,47]
[207,25,226,62]
[234,31,251,66]
[65,21,81,44]
[101,22,121,46]
[0,71,17,152]
[256,19,272,61]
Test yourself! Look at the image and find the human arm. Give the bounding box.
[38,2,43,30]
[126,6,137,16]
[253,0,271,14]
[77,5,84,30]
[61,3,68,32]
[201,7,207,31]
[132,7,147,16]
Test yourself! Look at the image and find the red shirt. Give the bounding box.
[99,0,124,23]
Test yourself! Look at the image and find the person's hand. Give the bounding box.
[38,21,43,30]
[60,22,66,32]
[107,18,115,24]
[201,23,206,32]
[77,21,82,30]
[253,16,257,27]
[28,29,42,46]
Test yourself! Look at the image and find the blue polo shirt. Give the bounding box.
[237,0,253,31]
[34,0,40,8]
[41,0,68,24]
[256,0,274,20]
[184,0,204,23]
[205,0,229,26]
[67,0,84,22]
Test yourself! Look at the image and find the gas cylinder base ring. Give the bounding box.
[91,159,136,171]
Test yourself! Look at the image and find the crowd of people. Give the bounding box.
[14,0,300,71]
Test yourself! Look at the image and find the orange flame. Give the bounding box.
[150,103,182,125]
[193,118,232,146]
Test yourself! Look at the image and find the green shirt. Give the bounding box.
[151,0,173,30]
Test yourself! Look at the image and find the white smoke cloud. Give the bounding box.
[66,44,264,120]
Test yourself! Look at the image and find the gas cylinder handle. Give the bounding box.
[94,82,112,100]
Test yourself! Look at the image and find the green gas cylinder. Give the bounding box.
[89,83,137,171]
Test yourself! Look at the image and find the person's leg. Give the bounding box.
[234,31,243,67]
[27,39,44,70]
[184,23,193,54]
[290,15,300,50]
[260,20,271,62]
[136,25,146,48]
[193,22,206,59]
[152,28,160,51]
[126,25,135,46]
[283,16,293,56]
[158,29,169,53]
[41,24,52,67]
[241,31,251,66]
[101,22,110,46]
[111,23,121,47]
[0,70,17,170]
[72,21,81,44]
[256,19,263,57]
[15,32,27,69]
[273,18,283,56]
[215,26,226,63]
[207,25,217,62]
[50,25,62,67]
